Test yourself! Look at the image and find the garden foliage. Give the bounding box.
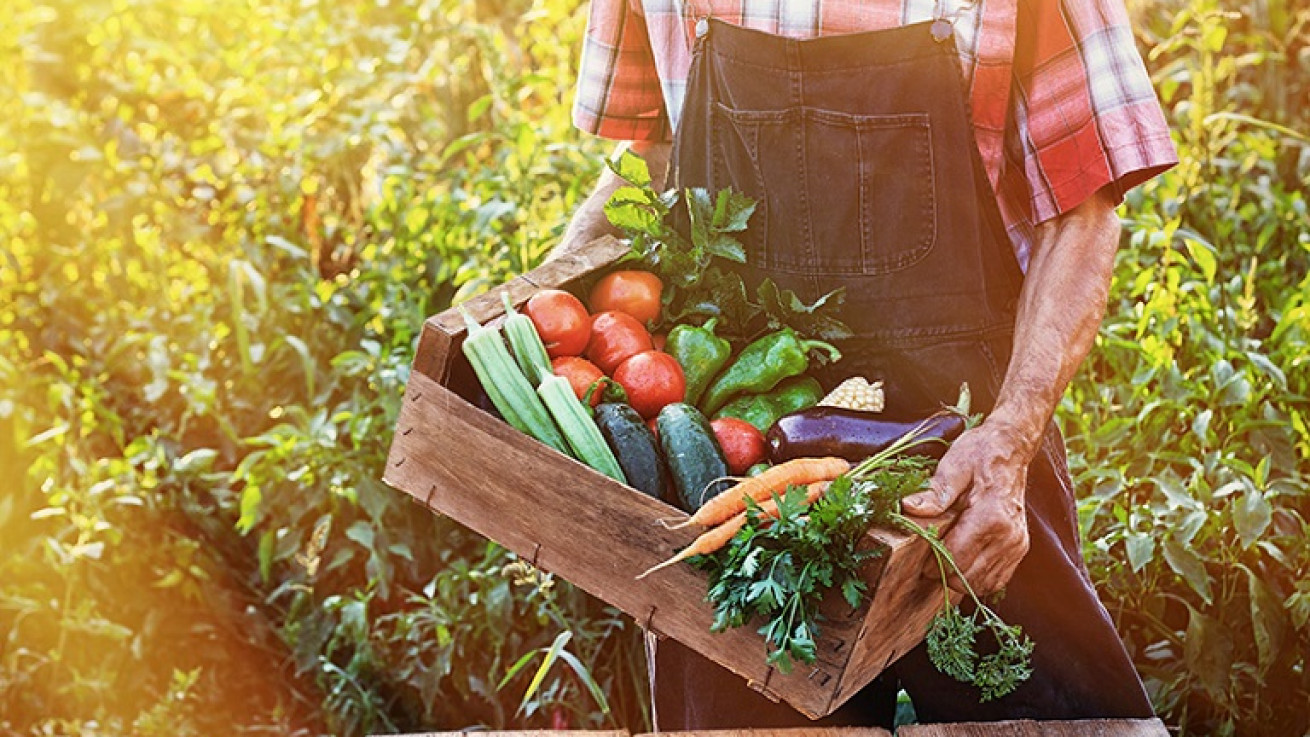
[0,0,1305,735]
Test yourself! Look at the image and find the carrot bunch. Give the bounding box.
[637,457,850,579]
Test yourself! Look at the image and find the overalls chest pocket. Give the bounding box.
[711,103,938,277]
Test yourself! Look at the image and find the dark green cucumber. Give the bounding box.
[594,403,667,500]
[657,403,731,512]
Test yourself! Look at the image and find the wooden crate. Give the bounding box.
[383,236,950,719]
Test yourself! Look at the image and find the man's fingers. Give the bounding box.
[952,525,1029,596]
[903,457,971,516]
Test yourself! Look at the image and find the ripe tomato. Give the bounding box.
[551,356,605,407]
[710,417,768,475]
[589,270,663,325]
[614,351,686,419]
[525,289,590,358]
[586,311,653,374]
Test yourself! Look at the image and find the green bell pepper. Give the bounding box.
[713,376,825,434]
[699,329,840,416]
[666,318,732,406]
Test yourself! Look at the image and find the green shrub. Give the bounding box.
[1066,1,1309,734]
[0,0,1305,734]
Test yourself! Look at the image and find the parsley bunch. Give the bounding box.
[690,388,1035,702]
[691,476,882,673]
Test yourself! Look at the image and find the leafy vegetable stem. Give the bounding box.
[893,513,987,615]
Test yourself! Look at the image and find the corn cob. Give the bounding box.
[818,376,885,412]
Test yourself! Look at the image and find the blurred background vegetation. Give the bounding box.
[0,0,1305,735]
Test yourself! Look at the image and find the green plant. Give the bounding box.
[1065,1,1309,734]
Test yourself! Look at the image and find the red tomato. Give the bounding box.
[586,311,653,374]
[651,332,667,352]
[589,270,663,325]
[710,417,769,475]
[551,356,605,407]
[525,289,590,358]
[613,351,686,419]
[646,417,660,440]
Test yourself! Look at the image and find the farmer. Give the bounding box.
[553,0,1176,728]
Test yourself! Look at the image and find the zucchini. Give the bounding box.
[594,403,666,499]
[657,403,731,512]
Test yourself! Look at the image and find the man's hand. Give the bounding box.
[548,140,672,262]
[900,188,1123,596]
[902,421,1035,596]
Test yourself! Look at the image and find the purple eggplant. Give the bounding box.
[766,407,966,464]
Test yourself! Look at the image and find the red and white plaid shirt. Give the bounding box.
[572,0,1178,267]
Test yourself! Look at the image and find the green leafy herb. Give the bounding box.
[757,278,854,343]
[602,150,850,344]
[691,476,882,673]
[693,388,1033,702]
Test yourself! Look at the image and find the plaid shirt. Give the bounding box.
[572,0,1178,267]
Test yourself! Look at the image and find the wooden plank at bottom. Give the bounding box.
[638,729,892,737]
[897,718,1169,737]
[377,732,629,737]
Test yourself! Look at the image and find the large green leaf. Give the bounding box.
[1163,538,1213,605]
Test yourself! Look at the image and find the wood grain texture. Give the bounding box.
[640,729,892,737]
[831,519,960,706]
[897,718,1170,737]
[385,234,946,718]
[381,732,628,737]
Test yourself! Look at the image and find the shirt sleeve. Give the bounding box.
[1008,0,1178,224]
[572,0,672,141]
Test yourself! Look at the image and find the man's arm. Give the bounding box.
[902,188,1122,595]
[548,140,673,262]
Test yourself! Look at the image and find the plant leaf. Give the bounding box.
[1232,488,1272,549]
[517,630,571,713]
[1183,604,1233,699]
[607,149,651,188]
[1242,564,1290,676]
[1163,538,1213,605]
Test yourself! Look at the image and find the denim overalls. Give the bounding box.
[653,17,1155,729]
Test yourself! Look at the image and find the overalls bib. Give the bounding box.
[653,17,1155,728]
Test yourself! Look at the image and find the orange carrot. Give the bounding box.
[670,457,850,530]
[637,512,747,579]
[638,481,830,579]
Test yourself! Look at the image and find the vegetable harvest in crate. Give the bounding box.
[453,149,1032,705]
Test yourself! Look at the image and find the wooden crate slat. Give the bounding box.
[832,524,960,705]
[382,732,629,737]
[636,729,892,737]
[896,718,1170,737]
